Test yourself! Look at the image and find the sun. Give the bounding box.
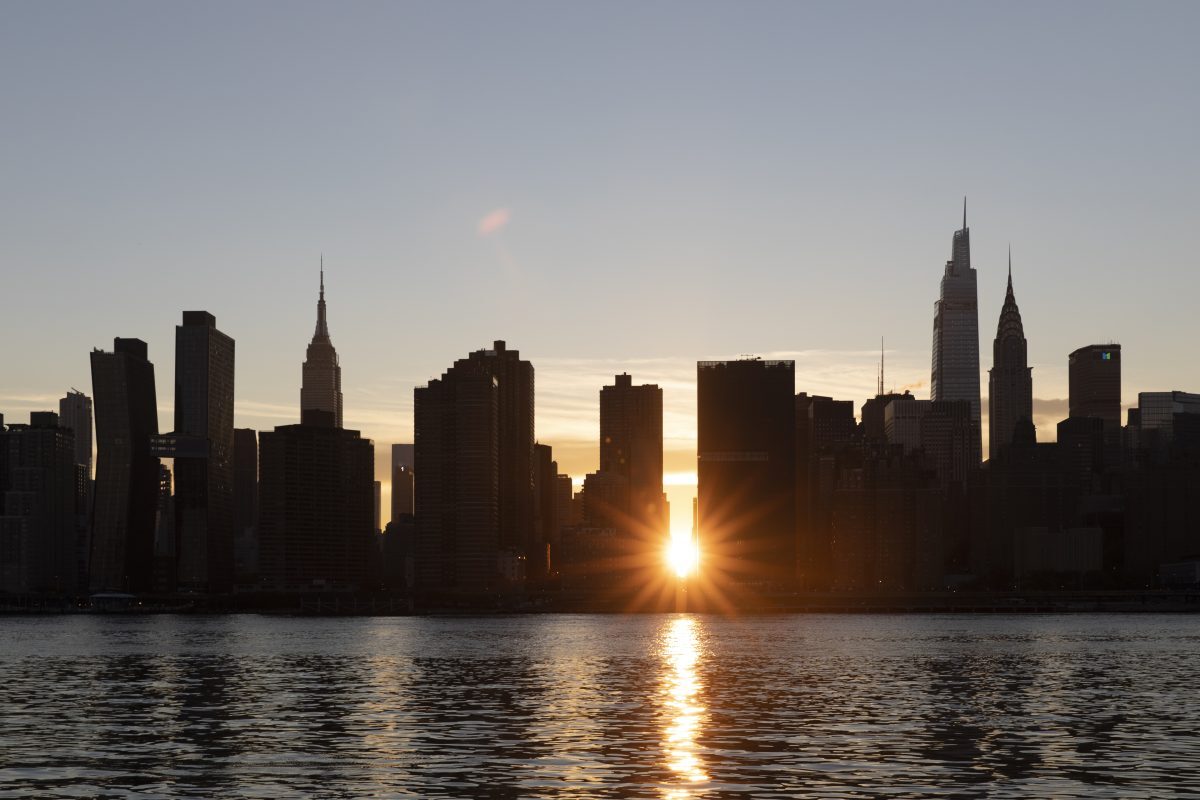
[666,536,699,579]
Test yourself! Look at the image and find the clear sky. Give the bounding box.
[3,2,1199,536]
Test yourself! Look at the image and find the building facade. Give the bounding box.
[89,338,160,593]
[1069,344,1122,426]
[174,311,235,594]
[931,202,981,461]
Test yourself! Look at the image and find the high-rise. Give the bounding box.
[414,341,534,593]
[988,254,1033,458]
[58,390,93,478]
[1069,344,1121,426]
[89,338,160,593]
[174,311,235,594]
[599,373,666,543]
[697,358,796,584]
[301,264,343,428]
[931,201,981,460]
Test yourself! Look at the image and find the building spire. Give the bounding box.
[314,255,329,340]
[1007,244,1013,296]
[962,196,967,230]
[880,336,886,396]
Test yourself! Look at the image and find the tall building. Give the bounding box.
[390,443,415,524]
[89,338,160,593]
[174,311,235,594]
[258,410,375,592]
[697,358,796,584]
[414,340,535,593]
[58,390,93,478]
[988,254,1033,458]
[301,263,343,428]
[0,412,79,594]
[414,361,501,592]
[1069,344,1121,426]
[599,373,667,555]
[232,428,258,584]
[931,200,981,460]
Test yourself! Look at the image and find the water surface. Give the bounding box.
[1,613,1198,798]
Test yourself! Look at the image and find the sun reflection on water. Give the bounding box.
[660,615,709,798]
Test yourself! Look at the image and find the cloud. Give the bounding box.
[477,208,511,236]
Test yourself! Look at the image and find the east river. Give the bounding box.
[1,614,1198,798]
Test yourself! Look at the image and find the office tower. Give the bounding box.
[58,390,93,478]
[233,428,258,584]
[301,264,343,428]
[390,443,415,524]
[89,338,160,593]
[174,311,235,594]
[0,412,78,594]
[1136,391,1200,442]
[374,481,382,532]
[988,255,1033,457]
[258,410,375,591]
[1069,344,1122,426]
[599,373,667,565]
[931,201,981,461]
[414,361,500,592]
[153,464,175,592]
[532,443,559,580]
[697,358,796,584]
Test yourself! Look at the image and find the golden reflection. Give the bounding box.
[659,615,709,798]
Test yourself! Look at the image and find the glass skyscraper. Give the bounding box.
[931,201,981,461]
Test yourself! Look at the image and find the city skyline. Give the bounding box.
[5,3,1200,541]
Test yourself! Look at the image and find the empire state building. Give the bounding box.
[301,262,343,428]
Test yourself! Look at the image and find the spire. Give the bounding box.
[880,337,886,396]
[962,196,967,230]
[314,255,329,340]
[1007,244,1013,295]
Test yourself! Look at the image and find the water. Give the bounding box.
[1,614,1198,798]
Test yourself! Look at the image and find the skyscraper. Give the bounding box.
[89,338,160,593]
[599,373,667,545]
[988,252,1033,458]
[697,358,796,584]
[174,311,235,594]
[58,390,93,478]
[258,411,375,592]
[301,262,343,428]
[931,200,981,460]
[390,443,415,524]
[232,428,258,584]
[413,341,535,593]
[1069,344,1122,426]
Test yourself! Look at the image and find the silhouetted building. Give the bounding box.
[374,480,382,532]
[1135,391,1200,446]
[414,359,500,593]
[931,201,981,462]
[697,358,796,584]
[153,464,175,592]
[1069,344,1121,426]
[89,338,160,593]
[391,443,414,523]
[58,390,92,478]
[258,411,375,592]
[301,264,344,428]
[532,443,560,580]
[174,311,235,595]
[233,428,258,584]
[988,255,1033,458]
[0,413,79,594]
[795,392,859,590]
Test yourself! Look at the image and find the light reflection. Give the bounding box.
[660,615,709,798]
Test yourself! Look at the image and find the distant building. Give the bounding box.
[89,338,160,593]
[988,256,1033,458]
[931,201,981,462]
[233,428,258,584]
[1135,391,1200,443]
[0,412,79,594]
[374,480,382,533]
[885,396,979,487]
[58,390,93,479]
[390,443,415,524]
[258,411,375,592]
[301,264,344,428]
[532,443,560,580]
[1069,344,1121,427]
[697,358,796,584]
[174,311,235,595]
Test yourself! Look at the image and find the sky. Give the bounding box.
[3,2,1199,537]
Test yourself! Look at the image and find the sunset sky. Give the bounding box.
[3,2,1200,538]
